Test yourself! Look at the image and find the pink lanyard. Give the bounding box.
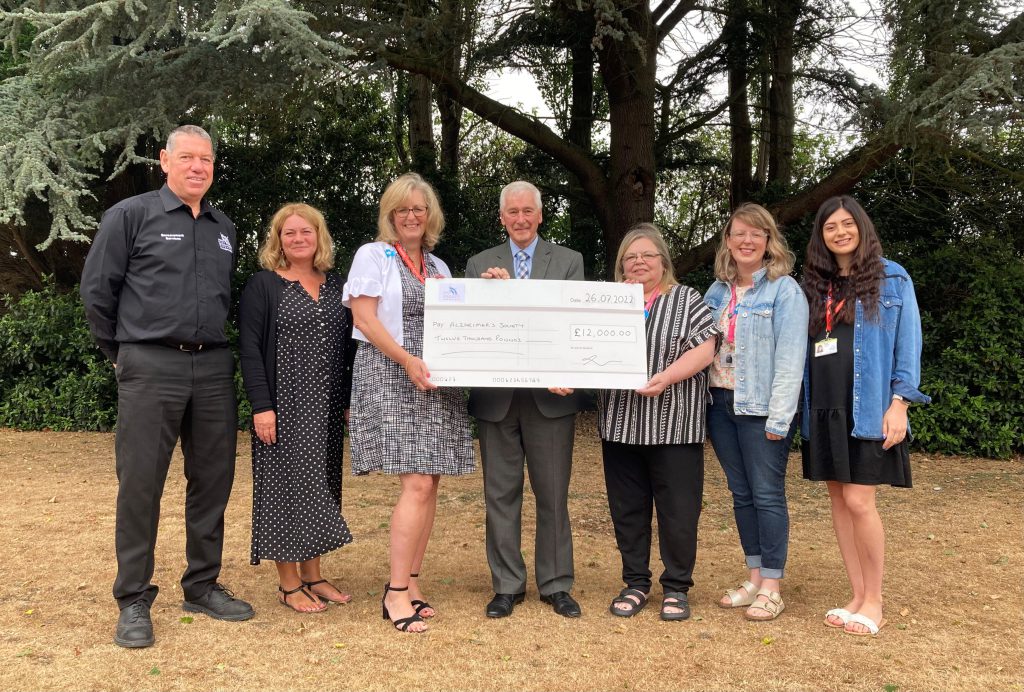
[726,283,740,344]
[643,291,659,319]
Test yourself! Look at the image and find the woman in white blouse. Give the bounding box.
[343,173,474,633]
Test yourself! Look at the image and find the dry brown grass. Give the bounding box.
[0,414,1020,692]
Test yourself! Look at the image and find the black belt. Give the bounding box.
[142,339,224,352]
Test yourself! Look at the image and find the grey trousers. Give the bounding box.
[112,343,237,609]
[478,390,576,596]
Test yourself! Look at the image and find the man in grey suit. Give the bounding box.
[465,180,586,618]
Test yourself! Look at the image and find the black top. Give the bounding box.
[80,185,237,362]
[238,270,355,414]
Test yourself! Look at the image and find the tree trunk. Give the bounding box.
[725,0,754,207]
[408,73,436,173]
[565,6,599,277]
[596,2,657,278]
[766,0,799,188]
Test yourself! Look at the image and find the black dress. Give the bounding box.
[250,275,354,564]
[801,320,912,488]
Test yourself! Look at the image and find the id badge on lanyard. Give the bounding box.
[814,284,845,358]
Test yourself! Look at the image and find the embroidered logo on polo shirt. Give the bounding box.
[218,233,233,253]
[160,233,184,241]
[384,247,397,258]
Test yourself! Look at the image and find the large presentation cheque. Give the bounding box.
[422,278,647,389]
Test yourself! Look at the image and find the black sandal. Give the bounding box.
[660,591,691,621]
[409,573,434,618]
[609,587,649,617]
[302,578,352,604]
[278,584,326,613]
[382,583,426,633]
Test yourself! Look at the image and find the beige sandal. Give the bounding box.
[744,589,785,621]
[719,580,759,609]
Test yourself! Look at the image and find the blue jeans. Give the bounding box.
[707,388,794,579]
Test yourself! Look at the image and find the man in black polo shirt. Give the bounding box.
[81,124,253,648]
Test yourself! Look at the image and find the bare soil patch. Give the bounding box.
[0,415,1020,692]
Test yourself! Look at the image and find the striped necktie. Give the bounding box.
[515,250,529,279]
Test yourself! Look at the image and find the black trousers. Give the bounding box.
[112,343,237,609]
[602,440,704,593]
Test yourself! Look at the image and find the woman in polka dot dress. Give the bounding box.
[344,173,475,633]
[239,203,356,613]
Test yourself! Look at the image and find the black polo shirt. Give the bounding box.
[80,185,237,362]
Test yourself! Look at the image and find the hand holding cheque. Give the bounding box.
[422,278,648,389]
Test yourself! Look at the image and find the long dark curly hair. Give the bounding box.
[804,196,884,334]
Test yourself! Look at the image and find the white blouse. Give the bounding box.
[342,241,453,345]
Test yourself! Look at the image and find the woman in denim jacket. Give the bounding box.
[704,203,808,621]
[801,195,929,637]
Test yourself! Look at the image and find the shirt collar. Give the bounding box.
[159,184,216,219]
[509,235,540,258]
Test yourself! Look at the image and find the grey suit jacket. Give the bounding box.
[465,238,587,422]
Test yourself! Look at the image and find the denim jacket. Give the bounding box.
[704,269,809,436]
[801,258,931,440]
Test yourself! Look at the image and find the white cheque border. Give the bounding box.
[422,278,648,389]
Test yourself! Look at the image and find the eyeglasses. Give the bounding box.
[730,231,768,241]
[395,205,428,217]
[623,251,661,264]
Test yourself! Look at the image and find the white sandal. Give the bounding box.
[845,612,886,636]
[824,607,852,628]
[744,589,785,621]
[718,580,758,608]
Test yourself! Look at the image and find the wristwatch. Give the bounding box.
[892,394,906,403]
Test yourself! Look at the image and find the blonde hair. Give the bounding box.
[376,173,445,251]
[259,203,335,271]
[613,223,678,291]
[713,202,795,282]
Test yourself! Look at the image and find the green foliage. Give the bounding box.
[0,277,116,430]
[907,239,1024,458]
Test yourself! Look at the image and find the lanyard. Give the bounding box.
[393,243,428,284]
[825,283,847,337]
[643,290,660,319]
[725,283,741,344]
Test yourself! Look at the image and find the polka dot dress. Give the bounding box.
[250,274,354,564]
[349,254,475,476]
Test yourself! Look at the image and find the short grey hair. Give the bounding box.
[166,125,213,154]
[500,180,542,211]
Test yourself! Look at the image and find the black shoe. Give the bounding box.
[485,592,526,618]
[660,591,691,621]
[540,591,581,618]
[114,601,154,648]
[183,584,255,622]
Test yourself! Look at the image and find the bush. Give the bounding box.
[0,278,117,430]
[905,239,1024,458]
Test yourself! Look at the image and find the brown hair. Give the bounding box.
[803,195,884,333]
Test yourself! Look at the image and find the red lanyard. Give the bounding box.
[726,283,741,344]
[393,243,428,284]
[643,291,659,319]
[825,283,846,336]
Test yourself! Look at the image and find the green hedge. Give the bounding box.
[0,277,117,431]
[1,271,1020,458]
[906,239,1024,458]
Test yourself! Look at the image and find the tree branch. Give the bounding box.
[656,1,699,42]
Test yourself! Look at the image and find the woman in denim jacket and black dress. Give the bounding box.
[801,195,929,637]
[704,203,808,622]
